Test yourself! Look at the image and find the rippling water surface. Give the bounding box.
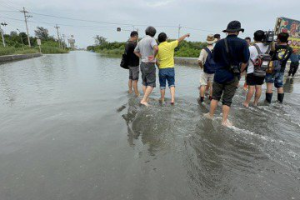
[0,51,299,200]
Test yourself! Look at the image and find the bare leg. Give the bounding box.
[200,85,206,98]
[160,89,165,102]
[209,81,213,97]
[204,99,218,119]
[266,83,273,93]
[222,105,232,127]
[132,80,139,97]
[278,87,284,94]
[206,83,210,93]
[140,86,154,107]
[170,86,175,104]
[243,73,248,90]
[243,86,254,107]
[128,80,133,93]
[253,85,262,106]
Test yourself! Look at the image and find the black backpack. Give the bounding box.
[203,47,217,74]
[120,51,129,69]
[250,44,271,77]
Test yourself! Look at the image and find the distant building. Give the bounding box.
[68,35,76,50]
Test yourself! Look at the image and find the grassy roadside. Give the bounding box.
[0,46,69,56]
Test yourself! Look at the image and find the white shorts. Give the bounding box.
[200,73,214,86]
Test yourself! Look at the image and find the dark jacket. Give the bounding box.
[213,35,250,83]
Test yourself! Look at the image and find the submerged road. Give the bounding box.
[0,51,299,200]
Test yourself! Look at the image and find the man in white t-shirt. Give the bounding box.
[243,30,270,107]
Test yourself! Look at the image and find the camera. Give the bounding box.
[263,31,275,44]
[230,65,241,74]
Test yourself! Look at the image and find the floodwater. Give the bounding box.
[0,51,299,200]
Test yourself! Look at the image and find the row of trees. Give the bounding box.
[87,35,207,57]
[1,27,65,48]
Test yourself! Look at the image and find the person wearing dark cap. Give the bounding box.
[205,21,250,127]
[134,26,159,106]
[214,34,221,41]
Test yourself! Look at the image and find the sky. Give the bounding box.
[0,0,299,48]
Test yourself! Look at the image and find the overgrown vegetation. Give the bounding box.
[0,26,69,56]
[87,36,207,57]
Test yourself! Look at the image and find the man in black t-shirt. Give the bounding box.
[265,32,293,103]
[125,31,140,96]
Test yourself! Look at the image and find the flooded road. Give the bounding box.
[0,51,299,200]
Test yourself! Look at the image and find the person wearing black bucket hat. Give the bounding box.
[205,20,250,127]
[222,21,245,33]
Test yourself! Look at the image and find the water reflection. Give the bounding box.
[284,77,294,93]
[122,98,174,156]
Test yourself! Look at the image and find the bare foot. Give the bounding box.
[140,101,150,107]
[243,102,249,108]
[204,113,213,120]
[128,90,133,94]
[135,92,140,97]
[222,119,233,127]
[170,102,175,106]
[253,102,258,106]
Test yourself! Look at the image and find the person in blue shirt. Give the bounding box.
[205,21,250,127]
[288,49,299,77]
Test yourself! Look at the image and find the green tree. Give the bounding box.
[95,35,107,46]
[10,31,18,37]
[35,27,49,40]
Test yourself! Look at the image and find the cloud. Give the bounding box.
[146,0,175,7]
[2,0,300,47]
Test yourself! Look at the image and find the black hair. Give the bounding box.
[158,32,167,43]
[130,31,138,37]
[253,30,265,42]
[214,34,220,39]
[278,32,289,43]
[145,26,156,37]
[245,37,251,41]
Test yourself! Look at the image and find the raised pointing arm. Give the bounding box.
[178,33,190,43]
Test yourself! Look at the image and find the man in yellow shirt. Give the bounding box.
[156,32,190,105]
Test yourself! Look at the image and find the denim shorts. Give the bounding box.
[265,71,284,88]
[159,68,175,90]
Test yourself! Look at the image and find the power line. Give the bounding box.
[0,6,217,33]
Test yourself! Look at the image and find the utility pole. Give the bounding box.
[62,34,66,49]
[20,7,32,47]
[178,24,181,38]
[54,24,61,48]
[0,28,5,47]
[0,22,7,47]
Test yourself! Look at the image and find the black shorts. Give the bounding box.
[246,73,265,86]
[212,76,239,107]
